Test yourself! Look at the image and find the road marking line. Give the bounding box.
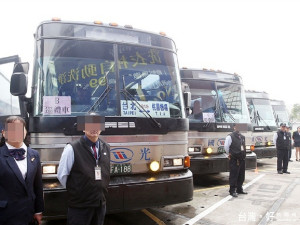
[194,185,229,192]
[141,209,166,225]
[258,178,300,225]
[182,174,265,225]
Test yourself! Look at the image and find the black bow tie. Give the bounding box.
[9,148,26,161]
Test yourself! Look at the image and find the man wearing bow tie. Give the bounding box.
[0,116,44,225]
[58,114,110,225]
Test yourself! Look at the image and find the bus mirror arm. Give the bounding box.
[183,92,191,116]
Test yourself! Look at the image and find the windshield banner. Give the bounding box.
[121,100,170,118]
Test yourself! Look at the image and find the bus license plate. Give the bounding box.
[111,163,132,174]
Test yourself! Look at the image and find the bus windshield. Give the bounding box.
[187,80,249,123]
[272,105,289,123]
[33,39,183,118]
[248,99,277,127]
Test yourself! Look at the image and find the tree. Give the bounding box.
[290,104,300,122]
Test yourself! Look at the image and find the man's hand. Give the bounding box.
[34,213,43,225]
[227,153,231,160]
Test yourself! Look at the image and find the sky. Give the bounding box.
[1,0,299,109]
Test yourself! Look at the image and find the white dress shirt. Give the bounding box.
[224,135,232,155]
[6,142,28,179]
[57,141,100,188]
[273,132,278,148]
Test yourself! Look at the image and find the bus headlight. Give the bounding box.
[188,147,201,152]
[206,147,213,154]
[42,165,57,174]
[266,141,272,146]
[164,158,183,167]
[149,161,160,172]
[173,158,183,166]
[188,147,194,152]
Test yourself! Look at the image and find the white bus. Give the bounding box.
[180,68,257,175]
[1,19,193,219]
[246,90,277,158]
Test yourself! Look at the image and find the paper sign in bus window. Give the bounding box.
[43,96,71,115]
[203,112,215,122]
[121,100,170,118]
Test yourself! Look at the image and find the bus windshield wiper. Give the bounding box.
[121,76,161,129]
[87,85,112,113]
[273,112,281,127]
[120,89,161,129]
[217,99,235,123]
[256,111,271,130]
[87,63,114,113]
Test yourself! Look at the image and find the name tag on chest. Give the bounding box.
[95,167,102,180]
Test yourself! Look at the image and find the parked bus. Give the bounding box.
[270,99,291,128]
[0,19,193,219]
[245,91,277,158]
[180,68,257,175]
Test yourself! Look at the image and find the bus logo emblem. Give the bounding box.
[110,148,134,163]
[217,138,225,146]
[255,136,263,142]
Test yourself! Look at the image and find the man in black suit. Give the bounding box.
[273,123,290,174]
[224,124,247,197]
[0,116,44,225]
[58,114,110,225]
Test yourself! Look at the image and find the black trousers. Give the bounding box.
[67,203,106,225]
[277,148,289,172]
[229,158,245,193]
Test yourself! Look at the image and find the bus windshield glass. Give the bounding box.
[248,99,277,127]
[186,80,249,123]
[272,105,289,123]
[33,39,183,118]
[216,82,249,123]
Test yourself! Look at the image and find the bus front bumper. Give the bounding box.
[190,152,257,175]
[245,152,257,170]
[253,146,277,159]
[42,169,193,219]
[189,153,230,175]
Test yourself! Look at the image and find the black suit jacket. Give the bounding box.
[0,144,44,224]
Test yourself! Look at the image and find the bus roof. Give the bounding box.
[180,68,243,84]
[270,99,286,106]
[245,90,270,100]
[36,20,176,51]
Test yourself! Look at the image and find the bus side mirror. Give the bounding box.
[183,92,191,116]
[10,62,29,96]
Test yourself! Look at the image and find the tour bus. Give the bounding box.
[245,91,277,158]
[0,19,193,219]
[180,68,257,175]
[270,99,291,128]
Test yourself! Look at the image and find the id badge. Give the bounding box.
[95,167,102,180]
[284,136,286,140]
